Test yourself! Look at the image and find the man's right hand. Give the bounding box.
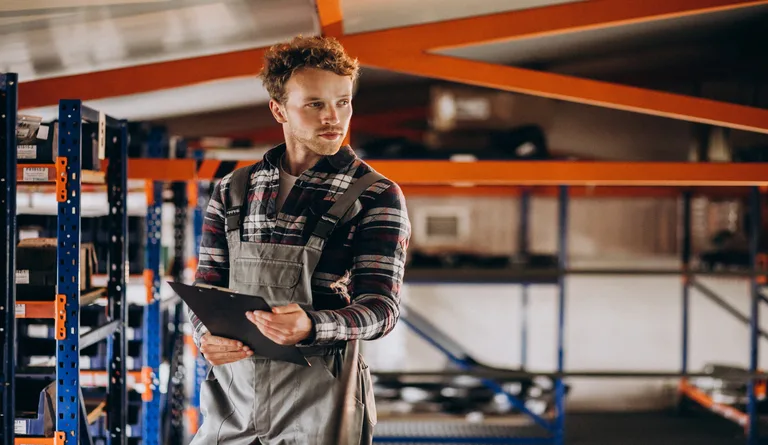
[200,333,253,365]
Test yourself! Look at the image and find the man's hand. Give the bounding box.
[199,333,253,366]
[246,303,313,346]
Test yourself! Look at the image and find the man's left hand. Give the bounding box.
[246,303,313,345]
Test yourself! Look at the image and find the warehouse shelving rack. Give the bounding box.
[1,80,130,445]
[125,155,768,445]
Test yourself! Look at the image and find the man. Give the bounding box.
[188,35,411,444]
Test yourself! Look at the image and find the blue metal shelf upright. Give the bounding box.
[141,127,166,445]
[2,89,128,445]
[1,72,19,445]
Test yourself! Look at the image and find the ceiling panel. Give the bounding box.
[1,0,318,81]
[0,0,169,12]
[341,0,581,34]
[19,75,270,120]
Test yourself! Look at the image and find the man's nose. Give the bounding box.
[322,106,340,125]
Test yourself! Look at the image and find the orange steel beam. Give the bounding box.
[125,158,197,181]
[400,185,754,198]
[341,0,768,53]
[367,53,768,134]
[679,381,748,427]
[366,160,768,186]
[123,158,768,185]
[315,0,344,38]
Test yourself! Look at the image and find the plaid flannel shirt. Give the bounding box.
[189,144,411,348]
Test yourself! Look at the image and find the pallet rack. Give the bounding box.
[1,75,130,444]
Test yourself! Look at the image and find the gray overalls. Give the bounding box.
[192,166,382,445]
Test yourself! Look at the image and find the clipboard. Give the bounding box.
[168,282,310,366]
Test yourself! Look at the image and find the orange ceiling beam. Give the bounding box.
[365,53,768,134]
[400,185,754,198]
[341,0,768,53]
[315,0,344,38]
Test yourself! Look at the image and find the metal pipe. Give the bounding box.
[520,188,530,369]
[747,186,761,445]
[689,279,768,342]
[555,185,568,445]
[681,191,691,377]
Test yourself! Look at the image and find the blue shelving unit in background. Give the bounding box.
[141,127,165,445]
[0,72,19,445]
[3,91,128,445]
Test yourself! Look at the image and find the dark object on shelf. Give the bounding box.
[407,251,558,270]
[359,125,549,161]
[732,145,768,163]
[16,120,101,170]
[699,230,752,270]
[14,377,55,436]
[16,237,97,300]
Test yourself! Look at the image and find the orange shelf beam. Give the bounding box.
[17,164,105,185]
[368,53,768,134]
[15,301,55,319]
[368,160,768,186]
[315,0,344,38]
[679,380,748,427]
[14,432,65,445]
[400,185,755,198]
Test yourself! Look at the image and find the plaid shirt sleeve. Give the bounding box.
[188,180,230,347]
[303,181,411,345]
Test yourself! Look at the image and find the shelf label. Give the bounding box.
[22,167,48,182]
[15,304,25,317]
[16,269,29,284]
[14,419,25,434]
[17,145,37,160]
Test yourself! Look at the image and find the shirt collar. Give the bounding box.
[264,143,356,172]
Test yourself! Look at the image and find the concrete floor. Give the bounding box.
[374,410,751,444]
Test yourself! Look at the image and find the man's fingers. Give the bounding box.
[247,313,293,335]
[204,350,252,365]
[203,334,242,348]
[255,322,292,345]
[271,303,301,314]
[200,343,250,354]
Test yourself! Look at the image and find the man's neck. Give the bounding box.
[282,144,323,177]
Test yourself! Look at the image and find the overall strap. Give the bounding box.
[309,171,386,244]
[225,165,253,233]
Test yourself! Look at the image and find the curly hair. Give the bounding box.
[259,35,360,103]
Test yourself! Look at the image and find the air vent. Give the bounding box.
[414,205,470,244]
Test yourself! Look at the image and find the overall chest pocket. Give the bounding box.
[232,258,303,288]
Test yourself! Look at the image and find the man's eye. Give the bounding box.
[339,100,349,106]
[308,102,322,108]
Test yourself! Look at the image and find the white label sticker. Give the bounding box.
[37,124,49,140]
[22,167,48,182]
[17,145,37,160]
[14,419,25,434]
[15,304,25,317]
[16,269,29,284]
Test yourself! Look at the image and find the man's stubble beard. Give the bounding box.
[290,127,343,156]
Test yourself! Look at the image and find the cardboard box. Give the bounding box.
[16,121,101,171]
[16,238,98,300]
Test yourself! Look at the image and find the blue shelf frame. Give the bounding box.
[0,72,18,445]
[380,186,570,445]
[2,95,128,445]
[142,126,165,445]
[189,149,207,435]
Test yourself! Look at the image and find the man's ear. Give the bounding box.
[269,99,287,124]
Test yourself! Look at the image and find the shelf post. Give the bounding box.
[555,185,568,445]
[519,188,531,369]
[747,187,762,445]
[681,191,692,379]
[142,127,165,445]
[0,72,18,445]
[57,99,84,444]
[106,120,128,445]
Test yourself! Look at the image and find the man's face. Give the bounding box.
[273,68,353,156]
